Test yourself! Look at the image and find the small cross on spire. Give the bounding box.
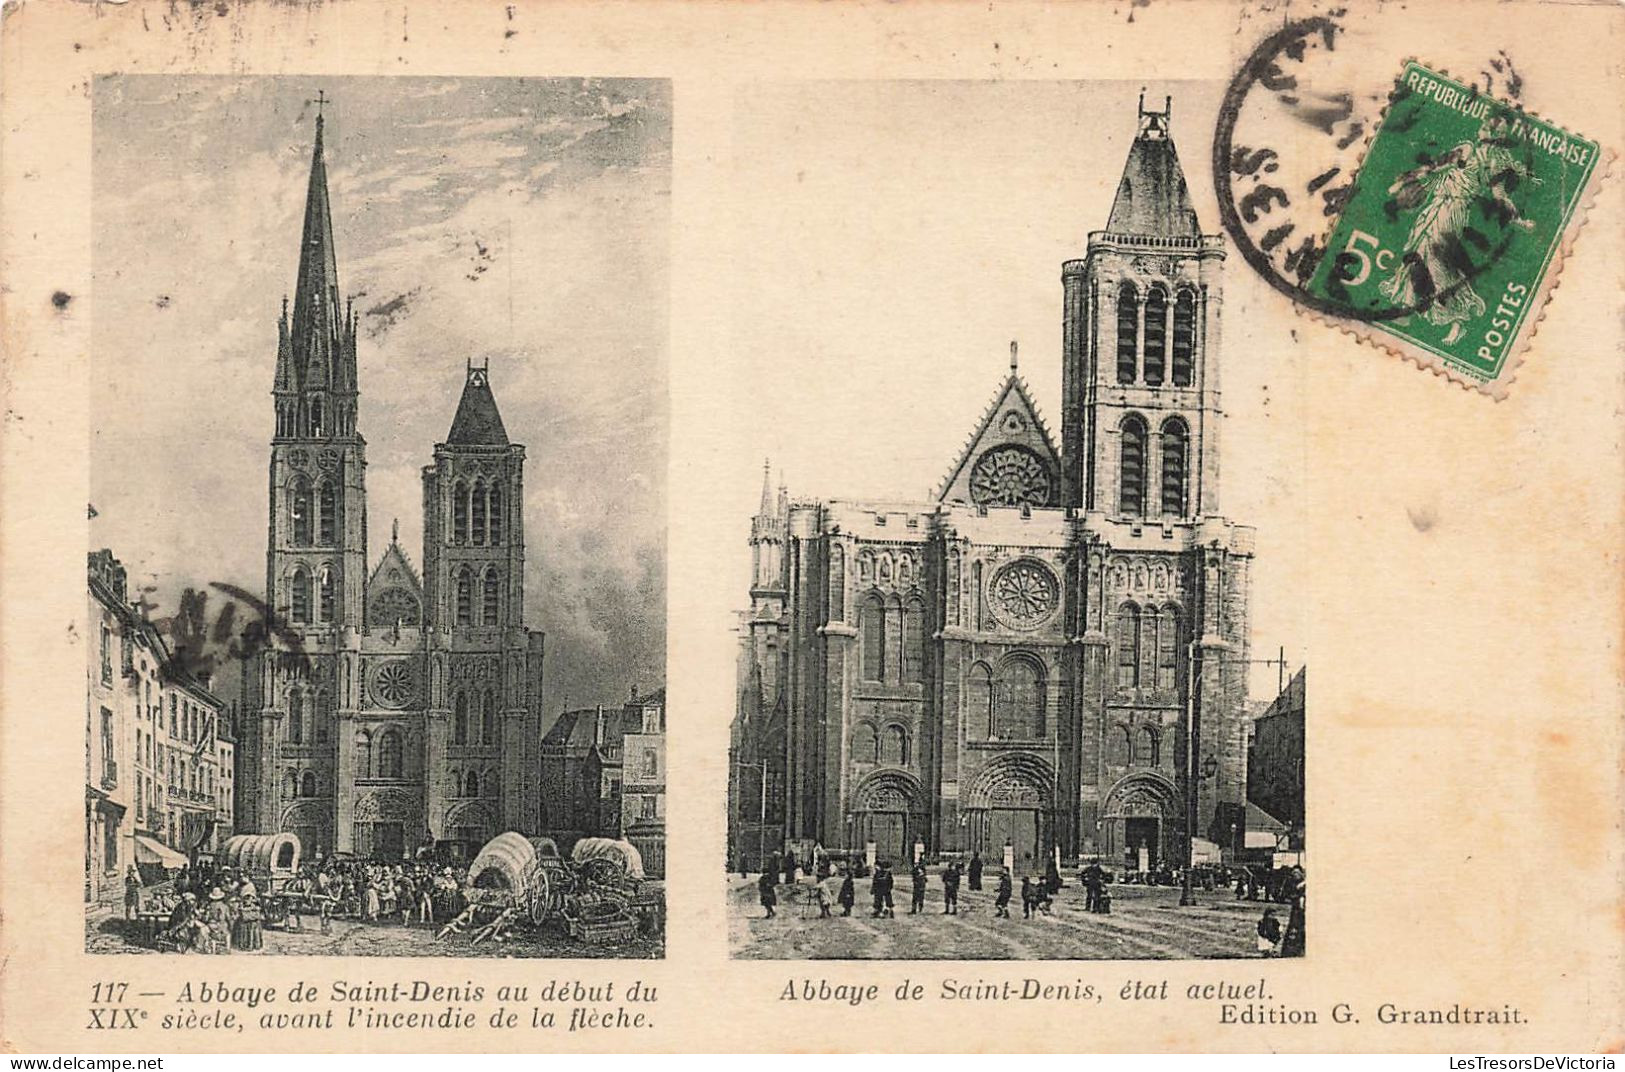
[1009,339,1019,372]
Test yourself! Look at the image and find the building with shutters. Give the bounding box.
[732,98,1257,875]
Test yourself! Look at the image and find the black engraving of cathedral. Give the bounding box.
[237,110,546,859]
[734,100,1255,872]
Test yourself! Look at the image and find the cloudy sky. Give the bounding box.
[90,75,669,723]
[724,80,1310,699]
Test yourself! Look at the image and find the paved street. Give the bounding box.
[729,873,1274,960]
[86,910,662,959]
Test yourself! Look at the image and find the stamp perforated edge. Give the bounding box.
[1294,57,1614,401]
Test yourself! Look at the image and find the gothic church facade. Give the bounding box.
[735,101,1255,872]
[238,112,546,860]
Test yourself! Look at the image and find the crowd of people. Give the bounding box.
[746,848,1307,957]
[131,856,479,953]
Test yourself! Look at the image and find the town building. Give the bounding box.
[732,99,1257,875]
[1247,666,1305,849]
[87,549,228,906]
[620,688,667,878]
[236,108,547,861]
[540,687,665,854]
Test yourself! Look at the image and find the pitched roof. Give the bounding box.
[936,362,1062,506]
[446,365,510,446]
[1104,104,1202,238]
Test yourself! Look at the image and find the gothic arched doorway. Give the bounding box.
[443,801,498,862]
[281,801,332,862]
[1100,773,1180,874]
[851,770,925,867]
[352,788,416,861]
[965,753,1054,874]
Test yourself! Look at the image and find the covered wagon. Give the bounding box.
[461,832,568,926]
[215,833,330,928]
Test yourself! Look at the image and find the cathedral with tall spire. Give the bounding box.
[732,97,1256,874]
[238,100,547,860]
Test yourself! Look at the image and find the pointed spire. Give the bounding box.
[758,458,774,515]
[446,361,510,445]
[1104,92,1201,237]
[287,93,351,400]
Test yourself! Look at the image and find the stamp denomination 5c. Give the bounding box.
[1306,61,1604,397]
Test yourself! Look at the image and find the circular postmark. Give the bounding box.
[1213,16,1540,331]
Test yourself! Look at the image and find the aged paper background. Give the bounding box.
[2,0,1621,1054]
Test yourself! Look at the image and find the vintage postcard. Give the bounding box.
[1,0,1622,1057]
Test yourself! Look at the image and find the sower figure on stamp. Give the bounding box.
[1379,115,1538,346]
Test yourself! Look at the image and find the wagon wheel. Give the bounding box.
[579,858,623,886]
[527,869,553,925]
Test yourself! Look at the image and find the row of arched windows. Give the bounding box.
[1107,724,1161,767]
[451,480,505,547]
[967,656,1047,740]
[452,566,503,627]
[1116,602,1182,690]
[289,477,340,547]
[859,593,926,684]
[284,768,324,798]
[276,396,348,439]
[451,767,500,798]
[1118,416,1190,518]
[285,689,334,745]
[851,722,910,766]
[288,566,337,625]
[452,689,499,747]
[1116,283,1198,387]
[355,728,405,779]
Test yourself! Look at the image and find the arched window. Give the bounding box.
[485,769,500,798]
[354,731,372,778]
[453,692,469,745]
[994,657,1045,739]
[1161,419,1188,518]
[284,771,297,798]
[300,770,317,798]
[488,484,503,545]
[1120,417,1147,516]
[452,481,469,544]
[455,568,473,626]
[287,691,304,744]
[1172,289,1197,386]
[885,595,904,683]
[482,569,500,626]
[378,729,402,779]
[318,567,335,623]
[1116,284,1139,384]
[851,724,877,764]
[1139,727,1160,766]
[903,597,925,683]
[1144,286,1168,385]
[968,663,994,739]
[308,398,323,438]
[290,568,312,624]
[1117,603,1142,687]
[315,690,331,743]
[881,724,908,765]
[291,479,313,546]
[860,595,885,682]
[828,544,845,620]
[1157,606,1181,691]
[1109,725,1132,765]
[466,771,481,798]
[318,482,336,545]
[481,689,496,745]
[472,480,487,546]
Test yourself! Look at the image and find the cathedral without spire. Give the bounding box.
[733,99,1255,873]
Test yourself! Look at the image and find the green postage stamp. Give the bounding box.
[1306,61,1604,397]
